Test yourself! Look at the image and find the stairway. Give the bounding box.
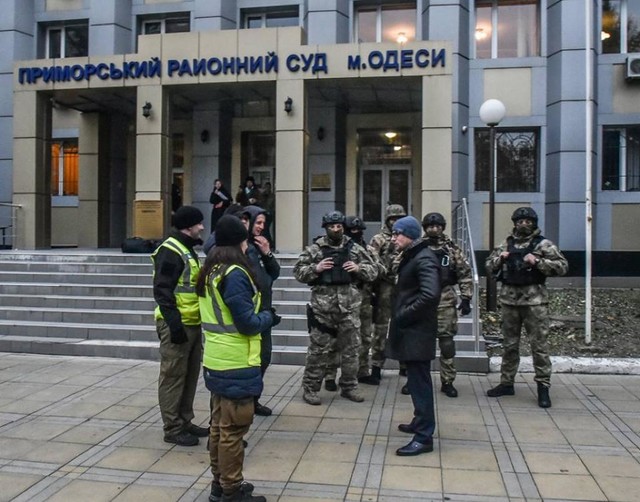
[0,250,488,371]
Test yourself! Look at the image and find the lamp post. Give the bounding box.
[479,99,506,312]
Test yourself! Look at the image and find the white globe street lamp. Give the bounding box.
[480,98,506,311]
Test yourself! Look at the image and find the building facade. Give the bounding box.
[3,0,640,274]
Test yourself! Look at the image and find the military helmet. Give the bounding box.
[422,212,447,230]
[384,204,407,223]
[511,206,538,225]
[322,210,346,227]
[345,215,366,231]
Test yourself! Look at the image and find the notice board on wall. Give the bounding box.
[134,200,164,239]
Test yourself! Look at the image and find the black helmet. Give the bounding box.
[422,212,447,230]
[322,210,346,227]
[345,216,366,231]
[511,207,538,225]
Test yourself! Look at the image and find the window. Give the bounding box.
[355,3,416,43]
[603,127,640,191]
[475,129,539,192]
[602,0,640,54]
[51,140,79,196]
[46,23,88,58]
[475,0,539,58]
[242,7,299,29]
[141,15,190,35]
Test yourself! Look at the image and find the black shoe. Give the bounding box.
[399,367,407,377]
[487,383,515,397]
[396,440,434,456]
[359,366,381,386]
[441,382,458,398]
[397,423,415,434]
[164,431,199,446]
[210,482,255,502]
[221,489,266,502]
[537,383,552,408]
[400,383,410,395]
[324,379,338,391]
[243,439,248,448]
[254,402,272,416]
[186,423,210,437]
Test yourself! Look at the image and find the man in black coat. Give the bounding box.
[386,216,441,456]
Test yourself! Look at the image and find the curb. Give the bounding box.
[490,356,640,375]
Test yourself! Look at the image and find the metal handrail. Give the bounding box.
[0,203,22,249]
[452,198,481,353]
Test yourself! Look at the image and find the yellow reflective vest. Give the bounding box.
[152,236,201,325]
[200,264,262,371]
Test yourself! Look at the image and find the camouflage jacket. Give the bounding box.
[486,228,569,306]
[369,225,401,284]
[425,234,473,308]
[294,235,378,315]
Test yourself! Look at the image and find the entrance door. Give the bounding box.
[360,165,411,243]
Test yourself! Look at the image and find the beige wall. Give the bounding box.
[482,203,528,249]
[612,65,640,114]
[46,0,83,11]
[612,204,640,250]
[51,207,79,246]
[483,68,532,117]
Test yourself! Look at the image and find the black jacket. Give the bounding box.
[386,239,441,362]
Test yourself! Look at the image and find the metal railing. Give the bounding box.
[451,198,481,353]
[0,203,21,250]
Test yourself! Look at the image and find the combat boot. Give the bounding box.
[486,383,515,397]
[358,366,381,386]
[210,482,254,502]
[400,383,410,395]
[537,383,552,408]
[303,389,321,405]
[221,487,265,502]
[324,379,338,391]
[441,382,458,398]
[340,388,365,402]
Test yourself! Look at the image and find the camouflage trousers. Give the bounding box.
[302,309,361,392]
[499,304,551,386]
[371,282,394,369]
[325,299,373,380]
[437,306,458,384]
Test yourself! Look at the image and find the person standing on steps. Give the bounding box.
[386,216,441,456]
[294,211,378,406]
[152,206,210,446]
[197,215,279,502]
[209,179,232,233]
[363,204,407,386]
[485,207,568,408]
[323,216,382,392]
[421,212,473,398]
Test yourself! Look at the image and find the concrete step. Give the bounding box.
[0,250,153,264]
[0,282,153,297]
[0,293,155,310]
[0,271,152,286]
[0,260,153,274]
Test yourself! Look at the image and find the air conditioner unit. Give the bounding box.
[626,55,640,79]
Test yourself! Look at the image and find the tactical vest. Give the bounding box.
[312,241,355,286]
[199,264,262,371]
[431,247,458,287]
[152,237,201,325]
[499,235,546,286]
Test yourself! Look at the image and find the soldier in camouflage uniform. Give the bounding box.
[422,213,473,398]
[485,207,568,408]
[361,204,407,385]
[294,211,378,405]
[324,216,383,390]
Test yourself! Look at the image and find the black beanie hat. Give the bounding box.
[215,215,248,247]
[172,206,204,230]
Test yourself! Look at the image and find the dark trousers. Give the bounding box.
[406,360,436,444]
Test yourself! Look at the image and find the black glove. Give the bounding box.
[170,325,188,344]
[457,298,471,316]
[270,308,282,327]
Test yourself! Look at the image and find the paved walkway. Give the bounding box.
[1,353,640,501]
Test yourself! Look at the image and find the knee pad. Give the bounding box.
[439,337,456,359]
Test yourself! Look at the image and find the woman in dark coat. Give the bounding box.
[385,216,441,456]
[209,179,232,233]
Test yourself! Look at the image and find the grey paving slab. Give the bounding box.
[1,353,640,501]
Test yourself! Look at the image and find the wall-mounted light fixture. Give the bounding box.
[384,131,397,139]
[200,129,210,143]
[142,101,152,118]
[317,127,325,141]
[396,32,408,44]
[284,96,293,114]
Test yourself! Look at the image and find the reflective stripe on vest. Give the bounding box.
[152,236,201,324]
[200,264,262,371]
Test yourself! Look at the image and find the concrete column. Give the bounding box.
[78,113,100,247]
[12,91,51,249]
[275,79,307,252]
[421,74,453,219]
[135,85,170,237]
[89,0,132,55]
[307,0,349,44]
